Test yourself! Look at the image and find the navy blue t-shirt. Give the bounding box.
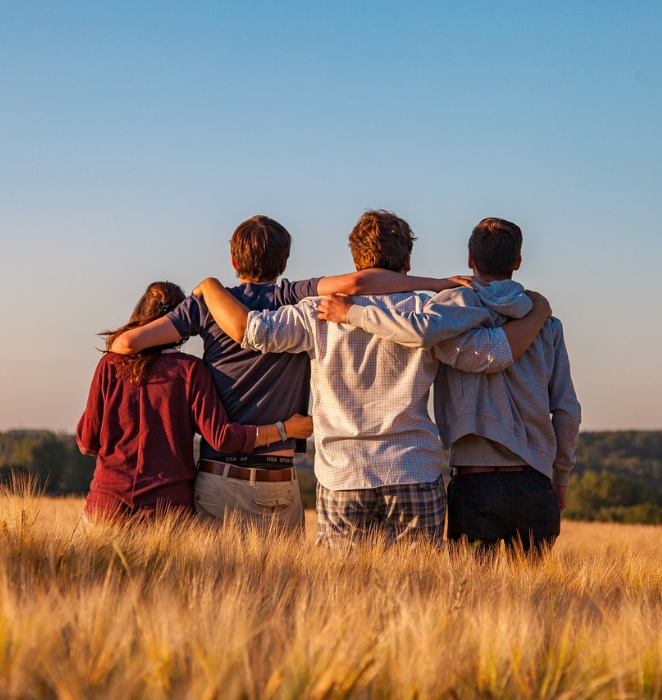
[168,278,320,459]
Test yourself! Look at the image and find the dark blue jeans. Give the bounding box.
[447,468,560,553]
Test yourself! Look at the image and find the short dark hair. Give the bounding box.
[230,216,291,282]
[469,217,523,277]
[348,210,416,271]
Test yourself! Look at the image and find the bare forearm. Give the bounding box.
[502,292,551,360]
[194,278,249,343]
[253,414,313,447]
[316,269,471,296]
[109,317,181,354]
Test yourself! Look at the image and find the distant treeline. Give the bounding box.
[0,430,95,495]
[566,431,662,524]
[1,429,661,524]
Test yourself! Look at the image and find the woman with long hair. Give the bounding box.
[77,281,312,520]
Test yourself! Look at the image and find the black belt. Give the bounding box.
[453,465,532,475]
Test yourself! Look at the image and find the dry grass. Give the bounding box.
[1,476,662,699]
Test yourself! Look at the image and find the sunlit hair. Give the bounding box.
[102,281,186,384]
[230,216,292,282]
[348,210,416,272]
[469,218,523,278]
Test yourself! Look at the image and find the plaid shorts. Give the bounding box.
[315,476,446,548]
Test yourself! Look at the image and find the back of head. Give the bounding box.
[104,281,186,383]
[469,217,523,277]
[127,281,186,327]
[348,210,416,272]
[230,215,292,282]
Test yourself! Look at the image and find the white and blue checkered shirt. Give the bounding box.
[243,293,510,490]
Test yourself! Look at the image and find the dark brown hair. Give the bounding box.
[469,217,523,277]
[102,281,186,384]
[348,210,416,271]
[230,215,291,282]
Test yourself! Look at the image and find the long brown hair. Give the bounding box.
[102,281,186,384]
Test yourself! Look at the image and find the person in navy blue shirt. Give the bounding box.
[109,216,414,530]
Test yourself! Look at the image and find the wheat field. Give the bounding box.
[1,477,661,699]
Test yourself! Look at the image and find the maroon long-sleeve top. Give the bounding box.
[77,350,256,515]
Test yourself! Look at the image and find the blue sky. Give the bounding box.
[1,1,660,432]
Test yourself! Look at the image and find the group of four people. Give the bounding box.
[77,210,580,551]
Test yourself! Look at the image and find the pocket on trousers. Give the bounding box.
[251,481,297,514]
[253,496,294,512]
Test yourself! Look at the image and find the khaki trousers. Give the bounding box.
[194,469,304,533]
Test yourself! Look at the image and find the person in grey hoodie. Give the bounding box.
[318,217,581,552]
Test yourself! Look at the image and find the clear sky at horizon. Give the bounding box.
[1,1,661,433]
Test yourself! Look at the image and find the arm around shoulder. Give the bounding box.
[192,277,249,343]
[343,293,493,350]
[316,269,475,296]
[316,269,417,296]
[435,326,514,374]
[110,317,181,354]
[500,291,552,360]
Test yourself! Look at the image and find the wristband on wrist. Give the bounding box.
[275,420,287,442]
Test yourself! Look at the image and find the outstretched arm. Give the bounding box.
[193,271,474,343]
[192,278,250,343]
[110,316,182,354]
[317,269,474,296]
[423,295,551,371]
[318,290,552,368]
[319,294,494,350]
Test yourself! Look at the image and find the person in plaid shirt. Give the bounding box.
[320,217,580,553]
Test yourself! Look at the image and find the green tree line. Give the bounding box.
[1,430,661,524]
[0,430,94,495]
[565,431,662,524]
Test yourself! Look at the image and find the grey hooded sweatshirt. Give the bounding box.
[345,280,581,486]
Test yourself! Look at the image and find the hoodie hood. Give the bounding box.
[473,279,532,319]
